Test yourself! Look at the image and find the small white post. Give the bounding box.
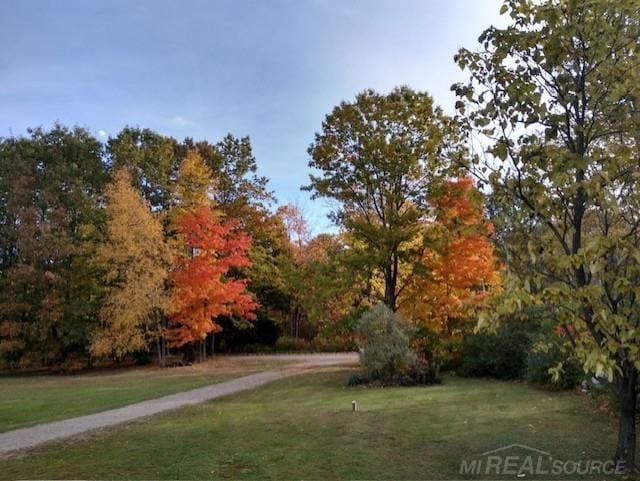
[352,400,357,412]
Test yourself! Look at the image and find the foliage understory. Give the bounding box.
[1,371,633,481]
[458,313,584,390]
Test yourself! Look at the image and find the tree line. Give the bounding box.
[0,120,496,368]
[0,128,274,366]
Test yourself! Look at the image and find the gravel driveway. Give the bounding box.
[0,352,357,456]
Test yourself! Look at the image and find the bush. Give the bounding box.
[312,335,357,352]
[132,349,152,365]
[525,337,583,389]
[403,362,443,386]
[459,315,542,380]
[356,304,416,382]
[409,325,456,377]
[346,372,369,386]
[273,334,357,353]
[239,343,274,354]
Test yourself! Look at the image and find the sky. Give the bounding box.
[1,0,506,233]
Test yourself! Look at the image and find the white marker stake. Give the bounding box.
[352,400,357,412]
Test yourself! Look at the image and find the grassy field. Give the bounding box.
[0,356,287,432]
[1,370,630,481]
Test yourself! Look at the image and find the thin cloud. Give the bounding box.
[170,115,196,128]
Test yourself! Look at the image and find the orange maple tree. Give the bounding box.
[168,205,257,347]
[401,177,500,339]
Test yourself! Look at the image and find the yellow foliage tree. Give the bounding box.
[171,150,216,218]
[91,168,169,359]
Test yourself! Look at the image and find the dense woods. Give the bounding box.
[0,121,498,368]
[0,127,282,367]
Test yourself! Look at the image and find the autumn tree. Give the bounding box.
[454,0,640,469]
[299,233,370,336]
[164,149,218,359]
[277,204,366,339]
[167,206,257,359]
[91,169,169,359]
[183,136,289,347]
[169,150,216,225]
[277,204,311,254]
[277,204,312,338]
[305,87,463,311]
[108,134,280,352]
[400,177,500,361]
[167,149,257,359]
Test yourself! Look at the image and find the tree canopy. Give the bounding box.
[305,86,464,310]
[454,0,640,469]
[91,169,169,359]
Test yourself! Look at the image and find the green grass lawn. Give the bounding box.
[0,356,286,432]
[1,370,631,480]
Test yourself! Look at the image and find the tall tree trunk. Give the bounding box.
[383,268,397,311]
[199,339,206,362]
[289,311,294,337]
[615,361,637,473]
[156,338,165,368]
[383,252,399,311]
[163,336,168,364]
[154,311,166,368]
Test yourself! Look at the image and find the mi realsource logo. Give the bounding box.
[459,444,628,477]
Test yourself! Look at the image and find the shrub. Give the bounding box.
[356,304,416,382]
[132,349,152,365]
[405,325,445,382]
[525,337,583,389]
[274,336,311,352]
[346,372,369,386]
[402,360,443,386]
[240,343,274,354]
[459,315,542,380]
[312,335,357,352]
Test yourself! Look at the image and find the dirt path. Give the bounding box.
[0,353,357,456]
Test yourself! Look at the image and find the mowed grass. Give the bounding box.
[0,356,287,432]
[1,370,629,481]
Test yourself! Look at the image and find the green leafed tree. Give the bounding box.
[0,125,107,367]
[182,134,273,219]
[305,87,463,311]
[107,127,179,211]
[91,169,169,359]
[454,0,640,469]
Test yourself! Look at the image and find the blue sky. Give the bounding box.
[1,0,505,233]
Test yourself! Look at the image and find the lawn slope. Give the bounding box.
[1,371,627,480]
